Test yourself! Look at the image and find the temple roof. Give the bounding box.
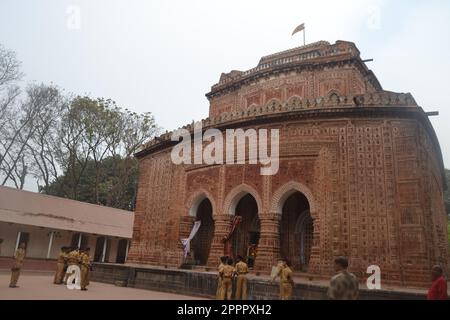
[207,40,381,99]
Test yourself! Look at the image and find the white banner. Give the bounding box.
[181,220,201,258]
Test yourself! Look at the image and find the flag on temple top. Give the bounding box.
[292,23,305,36]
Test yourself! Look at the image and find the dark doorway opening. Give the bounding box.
[191,198,214,266]
[280,192,313,272]
[94,237,111,262]
[70,233,89,249]
[116,239,128,263]
[232,194,260,265]
[18,232,30,249]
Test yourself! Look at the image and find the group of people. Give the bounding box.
[216,255,249,300]
[54,246,92,291]
[8,243,448,300]
[215,255,295,301]
[9,243,92,291]
[215,255,448,300]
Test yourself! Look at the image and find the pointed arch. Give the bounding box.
[287,95,303,106]
[265,98,282,109]
[223,184,263,216]
[326,90,341,104]
[186,189,216,217]
[270,181,317,217]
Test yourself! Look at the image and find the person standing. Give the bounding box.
[53,247,66,284]
[219,258,235,300]
[272,258,294,300]
[235,255,249,300]
[216,256,228,299]
[9,242,26,288]
[247,244,257,269]
[327,256,359,300]
[80,248,91,291]
[427,265,448,300]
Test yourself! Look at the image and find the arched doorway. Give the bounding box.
[231,194,260,265]
[280,192,313,272]
[191,198,214,265]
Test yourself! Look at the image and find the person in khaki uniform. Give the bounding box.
[216,256,228,299]
[235,255,249,300]
[64,247,81,285]
[219,258,235,300]
[9,242,26,288]
[54,247,68,284]
[247,244,257,269]
[80,248,91,291]
[272,258,294,300]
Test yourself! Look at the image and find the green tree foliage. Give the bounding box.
[42,156,139,211]
[41,96,159,210]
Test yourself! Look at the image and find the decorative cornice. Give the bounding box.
[134,97,446,193]
[135,91,418,158]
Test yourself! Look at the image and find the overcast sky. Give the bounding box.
[1,0,449,185]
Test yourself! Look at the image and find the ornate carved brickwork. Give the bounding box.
[208,68,373,118]
[129,41,448,288]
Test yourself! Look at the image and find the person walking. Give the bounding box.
[272,258,294,300]
[327,256,359,300]
[427,265,448,300]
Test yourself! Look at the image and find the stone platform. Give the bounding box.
[90,263,430,300]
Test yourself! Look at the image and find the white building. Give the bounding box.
[0,186,134,263]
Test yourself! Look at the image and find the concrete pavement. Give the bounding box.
[0,271,207,300]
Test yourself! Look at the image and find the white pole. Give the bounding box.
[303,28,306,46]
[77,233,82,248]
[124,239,129,262]
[101,238,107,262]
[47,231,54,259]
[14,231,21,252]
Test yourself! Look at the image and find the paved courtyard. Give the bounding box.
[0,271,207,300]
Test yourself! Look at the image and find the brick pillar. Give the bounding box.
[178,215,195,266]
[308,214,322,274]
[207,214,232,267]
[179,215,196,239]
[254,213,280,273]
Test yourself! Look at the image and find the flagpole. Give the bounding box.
[292,23,306,46]
[303,27,306,46]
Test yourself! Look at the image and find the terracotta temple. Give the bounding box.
[127,40,448,287]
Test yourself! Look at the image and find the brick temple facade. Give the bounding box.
[127,41,448,287]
